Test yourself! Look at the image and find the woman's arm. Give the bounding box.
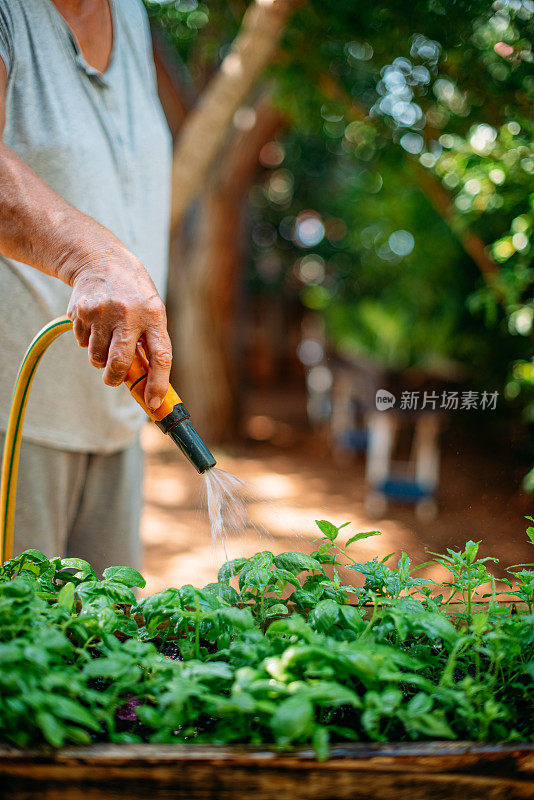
[0,58,172,411]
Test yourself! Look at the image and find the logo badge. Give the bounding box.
[375,389,395,410]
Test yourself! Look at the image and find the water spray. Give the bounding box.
[0,316,216,562]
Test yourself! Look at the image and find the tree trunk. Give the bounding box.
[171,194,242,442]
[169,100,284,442]
[159,0,300,441]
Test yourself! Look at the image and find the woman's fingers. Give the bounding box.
[102,327,139,387]
[142,327,172,410]
[72,316,90,348]
[87,324,111,368]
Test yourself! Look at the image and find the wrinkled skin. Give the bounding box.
[0,0,172,410]
[66,245,172,408]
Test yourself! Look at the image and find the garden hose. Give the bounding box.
[0,315,216,563]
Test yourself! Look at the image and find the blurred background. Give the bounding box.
[140,0,533,593]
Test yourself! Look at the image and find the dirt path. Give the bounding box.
[140,422,532,595]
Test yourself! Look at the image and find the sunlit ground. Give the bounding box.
[139,421,532,596]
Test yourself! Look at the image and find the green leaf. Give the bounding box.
[273,552,323,575]
[406,711,456,739]
[343,649,380,683]
[268,568,301,590]
[304,682,361,708]
[202,582,240,605]
[57,581,75,610]
[102,582,137,605]
[265,603,289,618]
[195,662,234,682]
[178,584,200,607]
[339,604,365,632]
[51,696,99,730]
[345,531,380,547]
[218,558,248,582]
[471,612,489,636]
[83,657,128,678]
[78,595,118,632]
[60,558,96,580]
[409,614,459,647]
[249,551,274,569]
[238,565,272,592]
[19,550,49,564]
[271,695,314,743]
[134,588,180,618]
[406,693,433,716]
[217,606,255,630]
[464,541,480,565]
[315,520,339,540]
[63,726,92,745]
[266,614,313,641]
[136,706,161,728]
[291,582,325,609]
[308,599,339,631]
[311,542,338,565]
[36,711,66,747]
[102,566,146,588]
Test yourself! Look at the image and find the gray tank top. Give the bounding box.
[0,0,172,452]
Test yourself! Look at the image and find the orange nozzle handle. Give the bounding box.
[124,346,182,423]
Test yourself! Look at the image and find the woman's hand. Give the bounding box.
[65,243,172,411]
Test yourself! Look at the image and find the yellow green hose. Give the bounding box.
[0,315,73,563]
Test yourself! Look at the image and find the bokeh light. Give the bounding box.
[297,338,324,366]
[388,230,415,256]
[259,141,285,168]
[306,365,333,393]
[298,254,326,285]
[294,212,325,248]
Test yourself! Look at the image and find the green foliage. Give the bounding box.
[257,0,533,463]
[145,0,533,470]
[1,521,534,755]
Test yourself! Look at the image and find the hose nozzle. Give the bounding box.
[156,404,216,474]
[124,347,216,474]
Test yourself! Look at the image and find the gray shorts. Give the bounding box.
[1,434,144,576]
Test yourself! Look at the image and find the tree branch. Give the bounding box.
[152,29,198,139]
[408,164,503,309]
[169,0,302,235]
[317,74,503,300]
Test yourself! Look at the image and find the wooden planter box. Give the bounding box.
[1,741,533,800]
